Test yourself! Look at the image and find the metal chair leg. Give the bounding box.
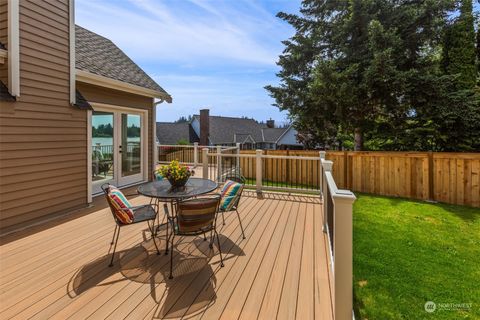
[169,234,175,279]
[236,209,246,239]
[203,231,207,241]
[214,230,224,267]
[110,225,118,245]
[109,227,121,267]
[165,218,169,255]
[147,221,161,255]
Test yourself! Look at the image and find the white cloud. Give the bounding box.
[76,0,290,65]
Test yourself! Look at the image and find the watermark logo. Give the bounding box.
[425,301,436,313]
[425,301,472,313]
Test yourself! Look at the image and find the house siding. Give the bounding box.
[76,82,155,182]
[0,0,86,230]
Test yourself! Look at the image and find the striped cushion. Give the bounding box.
[107,186,134,224]
[219,180,243,211]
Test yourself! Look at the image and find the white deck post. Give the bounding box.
[332,191,356,320]
[202,148,208,179]
[216,145,222,181]
[256,149,263,194]
[319,151,326,199]
[322,160,333,233]
[193,142,198,167]
[236,142,241,174]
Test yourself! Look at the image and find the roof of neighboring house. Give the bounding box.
[75,25,171,101]
[156,122,199,145]
[0,81,15,102]
[0,41,6,50]
[262,127,288,143]
[193,115,265,144]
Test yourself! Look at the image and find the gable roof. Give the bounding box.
[75,25,171,101]
[262,127,288,143]
[156,122,199,145]
[193,115,265,144]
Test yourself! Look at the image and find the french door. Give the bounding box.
[91,106,147,194]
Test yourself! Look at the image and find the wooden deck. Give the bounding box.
[0,191,333,320]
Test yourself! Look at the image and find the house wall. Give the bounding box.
[278,127,301,147]
[0,0,87,230]
[0,0,8,85]
[76,82,155,181]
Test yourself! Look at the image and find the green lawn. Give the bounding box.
[353,194,480,319]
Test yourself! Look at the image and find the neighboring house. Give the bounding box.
[0,0,171,231]
[157,109,303,150]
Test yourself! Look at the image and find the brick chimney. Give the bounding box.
[199,109,210,145]
[266,119,275,128]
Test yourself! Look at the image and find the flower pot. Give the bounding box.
[167,176,189,190]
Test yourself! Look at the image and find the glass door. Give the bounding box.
[91,109,146,194]
[118,112,144,186]
[92,111,115,193]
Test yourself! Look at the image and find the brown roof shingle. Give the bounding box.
[75,25,171,101]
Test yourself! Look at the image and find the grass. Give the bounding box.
[353,194,480,320]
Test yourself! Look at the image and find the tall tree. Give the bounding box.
[267,0,456,151]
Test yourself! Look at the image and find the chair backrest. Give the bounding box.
[101,183,134,224]
[224,175,245,184]
[176,196,220,234]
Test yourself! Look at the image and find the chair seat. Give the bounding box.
[132,205,157,223]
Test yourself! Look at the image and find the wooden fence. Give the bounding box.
[239,150,480,207]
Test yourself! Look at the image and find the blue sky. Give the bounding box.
[76,0,301,125]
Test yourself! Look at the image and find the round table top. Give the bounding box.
[137,177,218,199]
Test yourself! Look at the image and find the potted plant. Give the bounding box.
[156,160,194,189]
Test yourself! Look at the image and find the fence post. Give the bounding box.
[236,143,241,174]
[319,151,326,200]
[322,160,333,233]
[193,142,198,167]
[256,149,263,195]
[428,151,434,202]
[202,148,208,179]
[332,191,356,320]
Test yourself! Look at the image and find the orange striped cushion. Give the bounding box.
[108,186,134,224]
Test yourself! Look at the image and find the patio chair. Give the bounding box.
[164,195,224,279]
[92,149,113,177]
[101,183,161,267]
[219,177,246,239]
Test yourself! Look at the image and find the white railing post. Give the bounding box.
[216,145,222,181]
[193,142,199,167]
[202,148,208,179]
[332,191,356,320]
[322,160,333,233]
[256,149,263,194]
[319,151,326,199]
[236,142,241,174]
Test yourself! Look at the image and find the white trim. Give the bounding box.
[69,0,75,104]
[87,110,92,203]
[76,69,172,102]
[152,101,157,173]
[7,0,20,97]
[0,49,7,64]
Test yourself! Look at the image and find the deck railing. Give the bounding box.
[320,153,356,320]
[202,148,322,194]
[157,143,235,167]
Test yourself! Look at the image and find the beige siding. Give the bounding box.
[76,82,155,181]
[0,0,7,86]
[0,0,86,230]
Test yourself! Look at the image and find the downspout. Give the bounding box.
[152,98,166,178]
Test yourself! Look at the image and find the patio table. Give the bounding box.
[137,178,218,251]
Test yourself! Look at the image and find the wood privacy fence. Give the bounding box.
[239,150,480,207]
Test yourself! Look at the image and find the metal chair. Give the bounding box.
[220,176,246,239]
[101,183,161,267]
[164,195,224,279]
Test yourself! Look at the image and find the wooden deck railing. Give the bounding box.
[320,152,356,320]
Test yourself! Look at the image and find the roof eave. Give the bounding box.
[75,69,172,102]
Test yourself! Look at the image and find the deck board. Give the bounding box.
[0,191,332,320]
